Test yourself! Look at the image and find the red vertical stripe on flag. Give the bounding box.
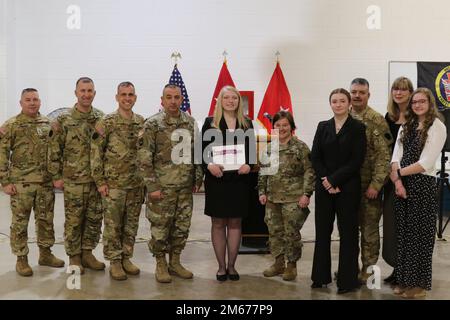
[257,62,293,133]
[208,62,236,116]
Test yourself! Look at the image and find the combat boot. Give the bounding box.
[282,261,297,281]
[358,269,371,284]
[69,254,85,275]
[169,252,193,279]
[38,247,65,268]
[263,255,285,277]
[16,256,33,277]
[81,249,105,270]
[110,260,127,281]
[155,255,172,283]
[122,258,140,275]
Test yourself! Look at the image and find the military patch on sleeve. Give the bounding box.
[138,129,145,139]
[92,132,99,140]
[384,132,392,140]
[138,137,144,146]
[49,129,53,138]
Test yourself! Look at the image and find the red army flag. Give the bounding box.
[208,61,236,116]
[257,62,293,133]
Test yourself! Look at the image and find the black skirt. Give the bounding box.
[204,171,251,218]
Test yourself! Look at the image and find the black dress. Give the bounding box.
[393,122,437,290]
[201,116,256,218]
[310,116,366,289]
[382,113,401,267]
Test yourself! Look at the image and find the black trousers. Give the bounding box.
[311,180,360,289]
[382,181,397,267]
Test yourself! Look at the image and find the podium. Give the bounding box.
[239,171,269,254]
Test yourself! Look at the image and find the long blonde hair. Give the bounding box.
[212,86,249,129]
[387,76,414,122]
[401,87,443,149]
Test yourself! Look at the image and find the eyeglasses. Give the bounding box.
[411,99,428,106]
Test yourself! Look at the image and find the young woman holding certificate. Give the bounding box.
[201,86,256,282]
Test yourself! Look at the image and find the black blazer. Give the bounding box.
[311,115,366,188]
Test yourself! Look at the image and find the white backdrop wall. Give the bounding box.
[3,0,450,146]
[0,0,6,119]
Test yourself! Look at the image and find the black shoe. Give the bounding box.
[311,282,327,289]
[337,288,351,294]
[227,269,240,281]
[384,272,395,283]
[337,286,359,294]
[216,272,227,282]
[333,271,338,281]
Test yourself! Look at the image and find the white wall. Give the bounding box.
[0,0,6,120]
[4,0,450,146]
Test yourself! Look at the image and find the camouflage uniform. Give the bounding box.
[258,136,315,262]
[53,104,104,256]
[137,110,203,257]
[0,113,59,256]
[350,106,392,272]
[90,111,144,261]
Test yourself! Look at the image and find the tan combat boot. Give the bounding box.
[155,255,172,283]
[263,255,285,277]
[282,261,297,281]
[81,249,105,270]
[69,254,85,275]
[122,258,140,275]
[38,247,65,268]
[110,260,127,281]
[168,252,193,279]
[16,256,33,277]
[358,269,371,284]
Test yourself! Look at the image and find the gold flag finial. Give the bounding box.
[171,52,182,65]
[275,51,281,63]
[222,50,228,63]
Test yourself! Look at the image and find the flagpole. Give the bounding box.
[171,52,182,66]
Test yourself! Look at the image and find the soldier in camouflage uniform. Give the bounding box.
[137,84,203,283]
[0,88,65,276]
[52,77,105,274]
[349,78,392,282]
[91,82,144,281]
[258,111,315,281]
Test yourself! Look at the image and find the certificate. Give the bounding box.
[212,144,246,171]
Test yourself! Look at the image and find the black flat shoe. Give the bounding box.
[216,272,227,282]
[384,272,395,283]
[227,270,240,281]
[337,288,351,294]
[337,286,359,294]
[311,282,327,289]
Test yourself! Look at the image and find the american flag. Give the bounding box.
[169,64,191,114]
